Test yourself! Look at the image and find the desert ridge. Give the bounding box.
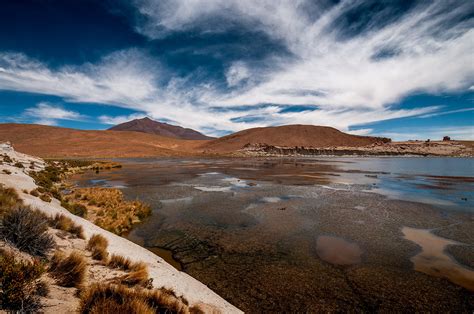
[0,121,472,158]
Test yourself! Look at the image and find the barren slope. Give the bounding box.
[0,124,207,158]
[199,125,389,153]
[109,117,214,140]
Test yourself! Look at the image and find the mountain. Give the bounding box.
[108,117,214,140]
[0,124,206,158]
[199,124,390,153]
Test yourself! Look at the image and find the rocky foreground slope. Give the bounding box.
[0,142,241,313]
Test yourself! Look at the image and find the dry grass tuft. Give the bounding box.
[86,234,109,261]
[13,162,24,168]
[107,254,147,272]
[189,305,206,314]
[79,283,190,314]
[51,213,85,239]
[0,207,55,256]
[0,185,22,215]
[89,298,154,314]
[49,251,87,288]
[0,251,46,312]
[39,193,52,202]
[64,187,151,235]
[117,267,151,288]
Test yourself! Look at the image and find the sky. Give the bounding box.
[0,0,473,140]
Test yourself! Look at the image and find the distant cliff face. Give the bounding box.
[108,117,214,140]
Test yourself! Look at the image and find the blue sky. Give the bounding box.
[0,0,472,140]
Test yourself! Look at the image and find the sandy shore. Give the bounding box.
[0,142,241,313]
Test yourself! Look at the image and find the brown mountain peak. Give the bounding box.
[108,117,214,140]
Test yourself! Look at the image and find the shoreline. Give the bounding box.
[0,142,241,313]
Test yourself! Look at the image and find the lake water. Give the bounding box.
[72,157,474,312]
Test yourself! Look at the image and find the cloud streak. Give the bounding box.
[23,102,87,126]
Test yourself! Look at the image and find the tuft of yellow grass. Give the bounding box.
[107,254,147,272]
[0,250,47,312]
[89,298,154,314]
[51,213,85,239]
[0,185,22,215]
[63,187,151,235]
[86,234,109,261]
[117,267,150,288]
[49,251,87,288]
[79,283,190,314]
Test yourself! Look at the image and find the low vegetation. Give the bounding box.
[64,187,151,235]
[49,251,87,288]
[2,154,12,163]
[108,254,147,272]
[79,283,190,314]
[50,213,85,239]
[61,199,88,217]
[0,250,47,312]
[86,234,109,261]
[0,185,22,215]
[0,206,55,257]
[39,193,52,202]
[117,267,151,288]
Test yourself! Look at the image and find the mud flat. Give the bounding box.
[71,157,474,312]
[402,227,474,291]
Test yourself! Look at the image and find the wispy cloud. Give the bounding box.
[99,113,148,125]
[23,102,87,125]
[418,107,474,118]
[378,126,474,141]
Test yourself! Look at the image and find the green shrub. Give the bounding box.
[13,162,24,168]
[0,251,47,312]
[30,165,62,190]
[0,207,55,256]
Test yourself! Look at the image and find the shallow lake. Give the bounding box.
[72,157,474,312]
